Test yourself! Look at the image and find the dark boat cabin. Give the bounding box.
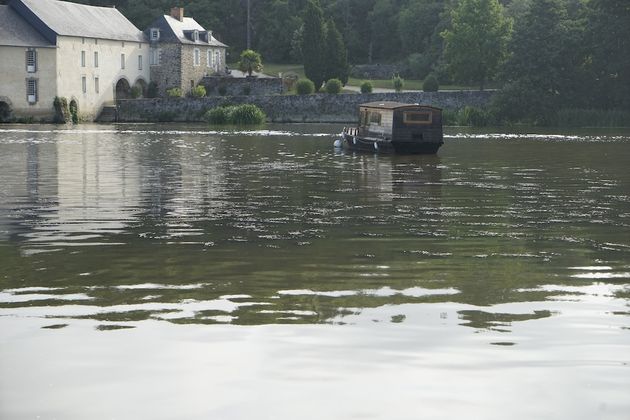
[356,102,443,153]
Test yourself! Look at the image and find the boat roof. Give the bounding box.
[360,102,442,111]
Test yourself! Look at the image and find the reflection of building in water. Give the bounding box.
[52,133,142,239]
[0,140,58,242]
[2,132,143,246]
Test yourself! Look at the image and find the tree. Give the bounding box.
[494,0,583,123]
[302,0,327,90]
[586,0,630,109]
[324,20,349,84]
[238,49,263,76]
[441,0,512,90]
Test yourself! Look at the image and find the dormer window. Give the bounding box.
[192,30,199,42]
[150,28,160,41]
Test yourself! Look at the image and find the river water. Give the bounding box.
[1,124,629,420]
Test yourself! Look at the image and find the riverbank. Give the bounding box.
[114,91,493,123]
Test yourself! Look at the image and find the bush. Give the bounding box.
[325,78,342,94]
[231,104,266,125]
[557,108,630,127]
[296,79,315,95]
[204,106,233,124]
[166,87,183,98]
[204,104,266,125]
[392,74,404,92]
[360,81,373,94]
[423,74,439,92]
[53,96,70,124]
[130,85,142,99]
[191,85,206,98]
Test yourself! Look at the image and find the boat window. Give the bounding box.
[404,111,432,125]
[369,112,382,125]
[360,110,368,126]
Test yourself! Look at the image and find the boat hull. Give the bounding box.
[342,133,442,155]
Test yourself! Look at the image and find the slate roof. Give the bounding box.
[0,5,54,47]
[13,0,145,43]
[148,15,227,47]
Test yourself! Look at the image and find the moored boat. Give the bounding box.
[341,102,443,154]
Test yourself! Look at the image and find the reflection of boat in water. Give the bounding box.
[340,102,443,154]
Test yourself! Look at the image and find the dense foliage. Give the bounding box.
[204,104,266,125]
[237,49,264,76]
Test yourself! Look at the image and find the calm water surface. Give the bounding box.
[1,124,629,419]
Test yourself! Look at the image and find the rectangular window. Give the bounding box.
[94,51,98,67]
[403,111,432,125]
[193,48,200,66]
[150,28,160,41]
[82,76,87,93]
[95,77,99,93]
[26,49,37,73]
[138,55,143,70]
[26,78,37,103]
[207,49,211,67]
[121,53,125,69]
[150,48,161,66]
[81,50,86,67]
[95,39,98,45]
[369,111,382,125]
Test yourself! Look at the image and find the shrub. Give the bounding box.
[191,85,206,98]
[166,87,183,98]
[204,104,266,125]
[325,78,342,94]
[130,85,142,99]
[462,106,490,126]
[231,104,266,125]
[392,74,404,92]
[423,74,439,92]
[296,79,315,95]
[360,81,373,94]
[53,96,70,124]
[204,106,233,124]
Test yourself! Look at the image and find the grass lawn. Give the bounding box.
[260,63,491,91]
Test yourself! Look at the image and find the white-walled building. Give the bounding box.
[0,0,150,121]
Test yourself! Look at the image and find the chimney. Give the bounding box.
[170,7,184,22]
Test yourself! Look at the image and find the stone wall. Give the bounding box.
[201,76,283,96]
[116,90,494,123]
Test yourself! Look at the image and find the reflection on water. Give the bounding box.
[1,124,630,420]
[0,124,629,330]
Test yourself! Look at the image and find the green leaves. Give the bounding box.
[441,0,512,90]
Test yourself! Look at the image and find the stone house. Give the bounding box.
[0,0,150,121]
[145,7,228,97]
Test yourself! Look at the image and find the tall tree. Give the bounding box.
[301,0,327,89]
[586,0,630,109]
[324,20,349,84]
[495,0,583,123]
[441,0,512,90]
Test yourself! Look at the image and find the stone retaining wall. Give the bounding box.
[201,76,283,96]
[116,91,494,123]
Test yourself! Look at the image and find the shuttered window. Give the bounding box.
[26,49,37,73]
[26,78,37,103]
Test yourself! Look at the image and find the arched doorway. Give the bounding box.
[115,78,131,100]
[69,99,78,124]
[132,79,148,98]
[0,101,12,122]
